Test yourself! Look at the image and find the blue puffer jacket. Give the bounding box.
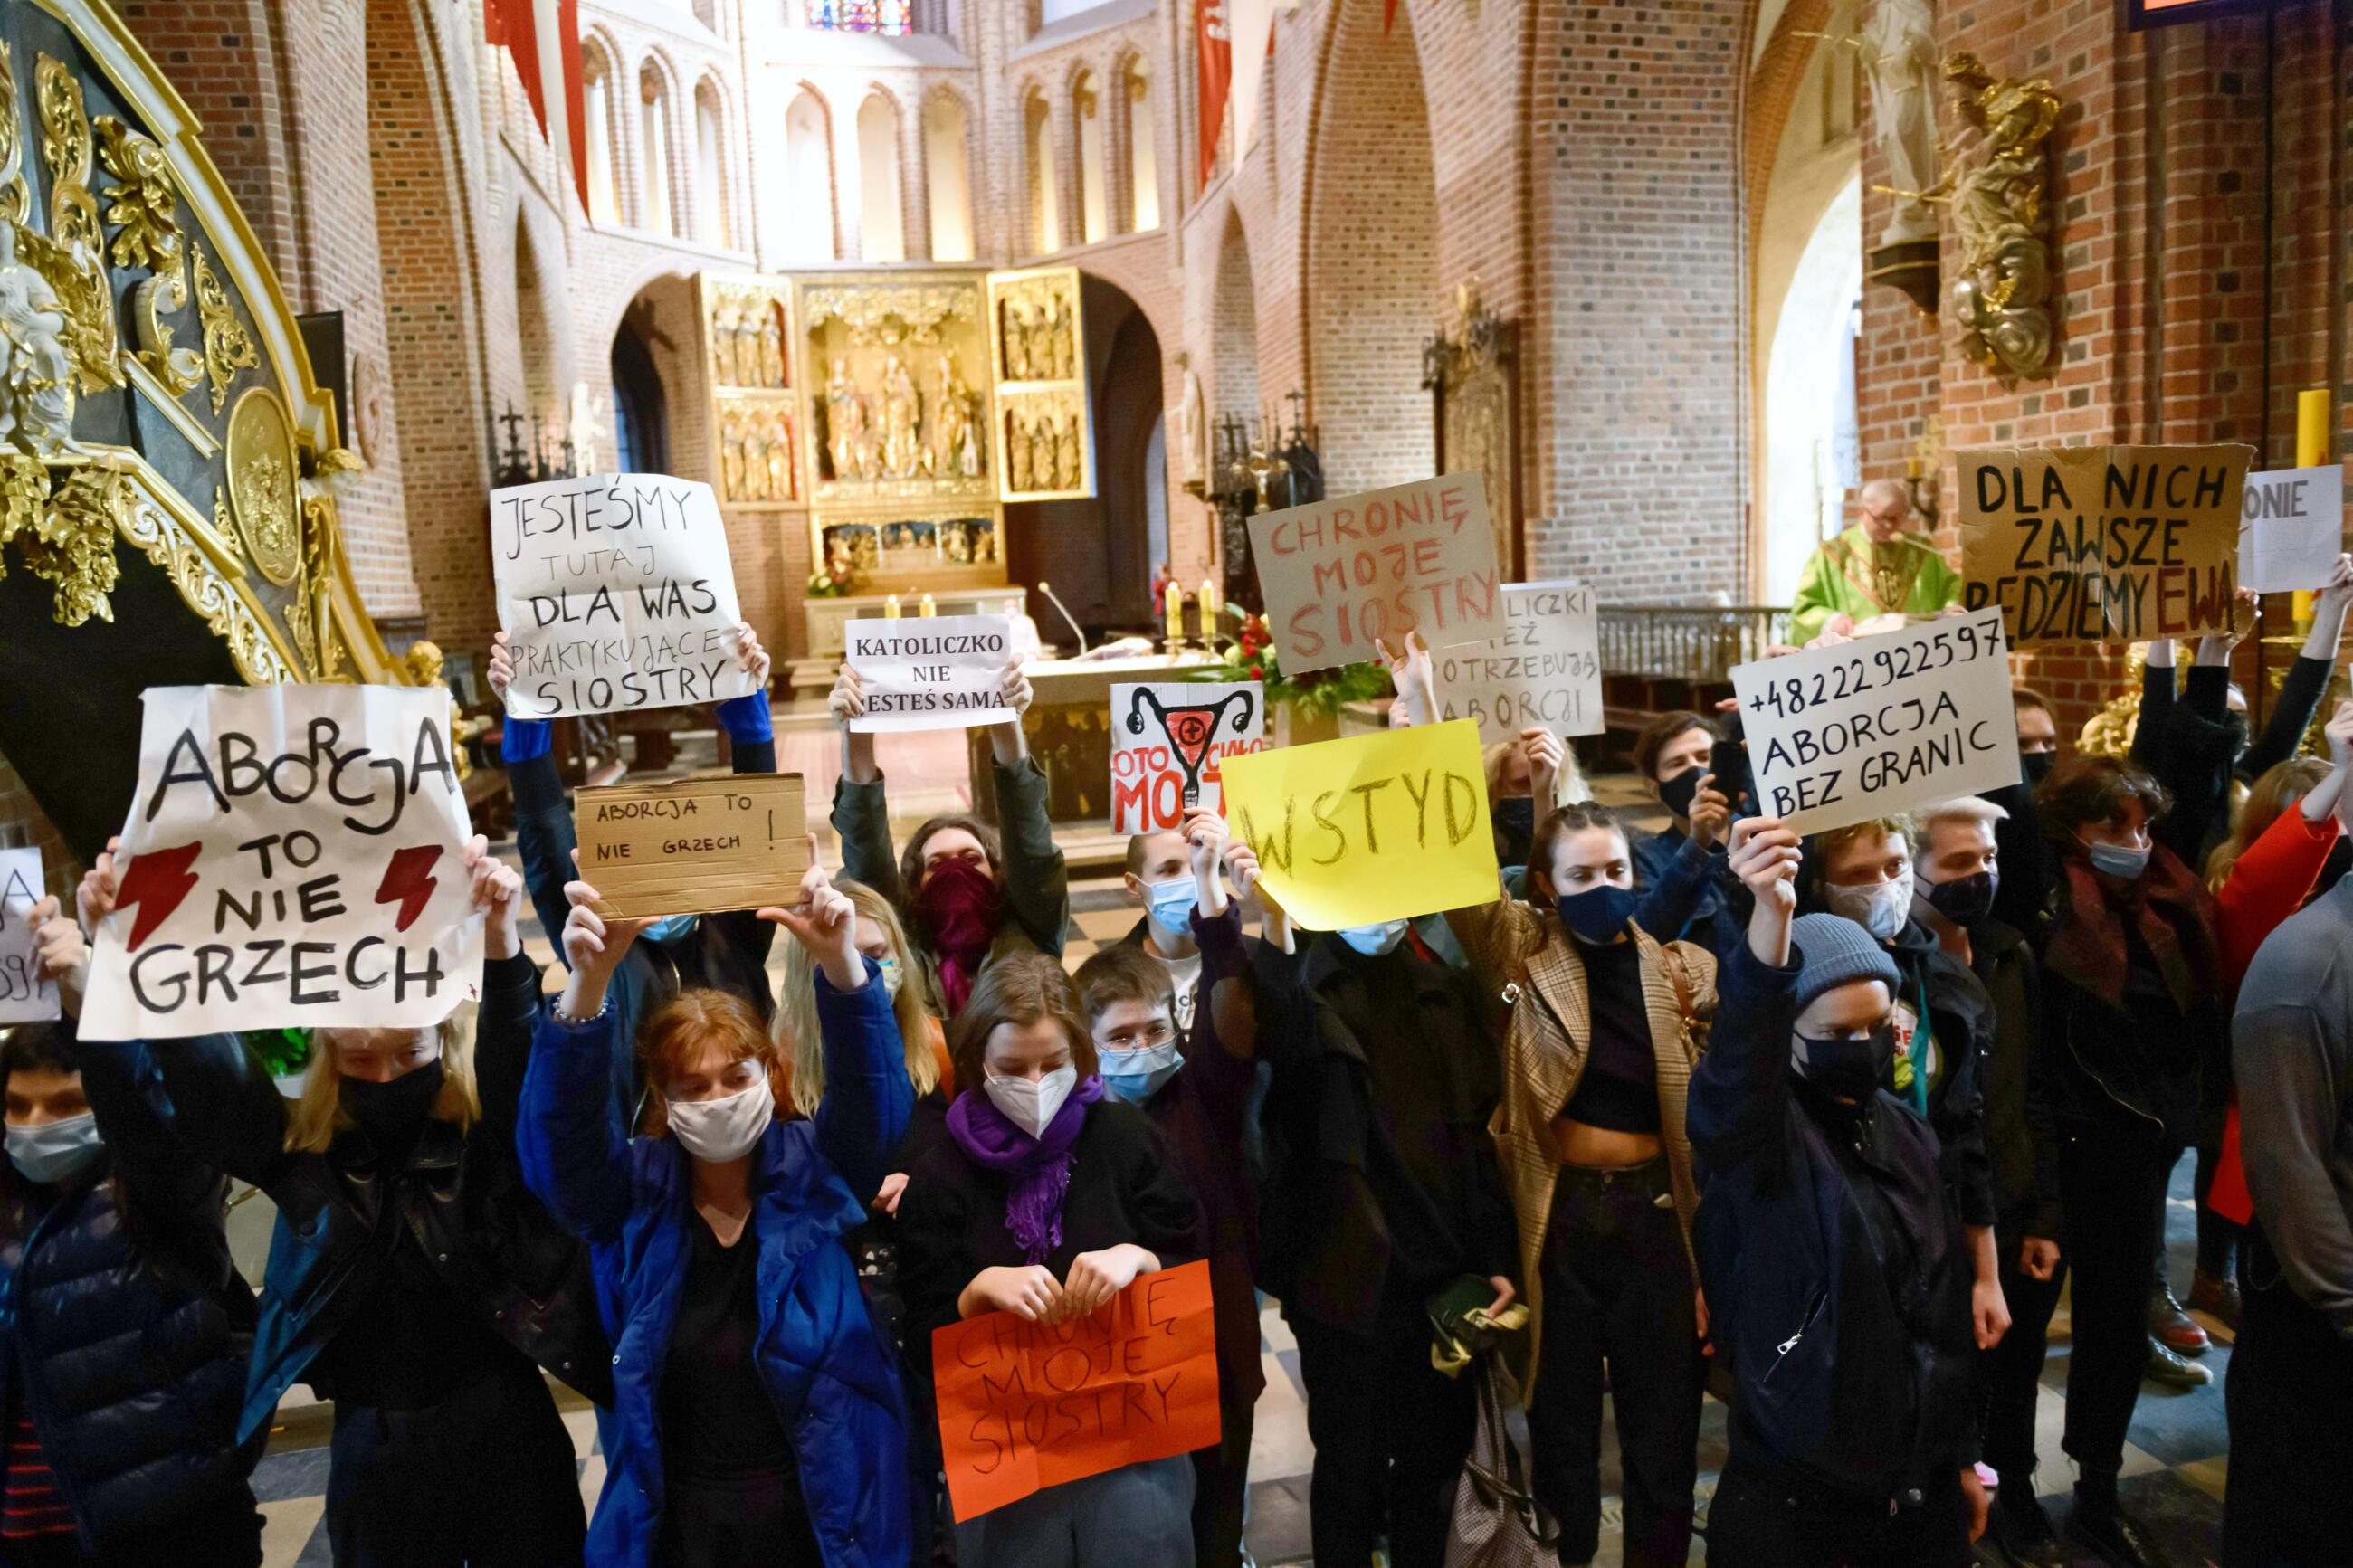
[0,1026,262,1552]
[520,958,914,1568]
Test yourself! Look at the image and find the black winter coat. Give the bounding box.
[0,1023,262,1552]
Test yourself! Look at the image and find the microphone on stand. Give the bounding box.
[1034,580,1089,656]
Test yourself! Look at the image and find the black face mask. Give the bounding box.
[1922,869,1997,927]
[2020,750,2055,789]
[1657,765,1703,821]
[1791,1022,1896,1104]
[339,1060,446,1142]
[1492,796,1536,868]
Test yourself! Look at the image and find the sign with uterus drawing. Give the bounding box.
[1109,682,1265,833]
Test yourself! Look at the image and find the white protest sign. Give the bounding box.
[0,849,58,1025]
[79,685,484,1041]
[844,615,1017,734]
[1730,608,2019,835]
[491,473,756,718]
[1430,580,1603,743]
[2237,464,2346,594]
[1110,682,1264,832]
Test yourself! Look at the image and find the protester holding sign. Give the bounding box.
[0,903,264,1564]
[829,658,1070,1021]
[93,835,608,1564]
[522,848,915,1568]
[1386,636,1723,1568]
[895,952,1205,1564]
[1113,827,1207,1031]
[1627,711,1745,958]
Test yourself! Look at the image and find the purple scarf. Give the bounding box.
[945,1076,1106,1264]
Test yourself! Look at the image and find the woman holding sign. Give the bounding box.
[1386,634,1729,1568]
[92,837,608,1566]
[522,842,914,1567]
[894,951,1205,1566]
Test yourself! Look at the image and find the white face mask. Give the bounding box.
[665,1076,774,1163]
[876,955,905,999]
[1338,919,1411,956]
[984,1063,1077,1138]
[1824,870,1914,942]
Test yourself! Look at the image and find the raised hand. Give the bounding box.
[75,835,121,935]
[735,622,772,690]
[556,862,657,1022]
[488,631,514,699]
[1375,632,1435,727]
[1729,815,1801,911]
[827,664,866,726]
[463,835,524,962]
[1520,726,1563,809]
[998,660,1034,716]
[829,665,880,784]
[30,897,88,1019]
[1688,774,1732,851]
[757,836,864,991]
[1185,810,1228,916]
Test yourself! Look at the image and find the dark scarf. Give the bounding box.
[2047,842,2222,1012]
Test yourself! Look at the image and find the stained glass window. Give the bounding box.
[810,0,912,33]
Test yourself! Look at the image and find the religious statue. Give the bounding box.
[825,356,871,480]
[1859,0,1940,247]
[1008,415,1033,492]
[879,352,920,478]
[764,410,793,499]
[932,351,977,480]
[1043,294,1074,380]
[1939,52,2062,380]
[1056,414,1082,491]
[720,410,748,500]
[1003,300,1033,380]
[0,224,78,459]
[1175,364,1208,490]
[757,306,785,389]
[710,301,740,387]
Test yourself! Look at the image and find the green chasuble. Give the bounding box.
[1787,526,1963,643]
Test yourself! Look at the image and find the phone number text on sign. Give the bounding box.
[1730,608,2021,834]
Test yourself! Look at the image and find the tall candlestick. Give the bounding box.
[1199,577,1220,632]
[2293,390,2333,625]
[883,594,901,619]
[919,594,937,618]
[1165,585,1187,649]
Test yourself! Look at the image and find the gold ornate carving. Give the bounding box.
[1423,280,1520,579]
[300,494,344,680]
[990,275,1078,385]
[132,269,202,395]
[32,54,118,394]
[94,117,183,275]
[996,386,1088,500]
[1939,53,2062,381]
[191,241,256,414]
[113,463,292,684]
[0,453,128,628]
[225,385,301,585]
[0,42,21,222]
[802,283,976,347]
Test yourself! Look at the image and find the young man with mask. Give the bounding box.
[1627,712,1742,958]
[1912,797,2066,1566]
[1118,828,1205,1031]
[1691,819,1987,1565]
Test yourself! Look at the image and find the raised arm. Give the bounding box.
[708,624,782,975]
[2242,556,2352,783]
[1687,818,1803,1173]
[987,661,1070,955]
[826,663,905,904]
[488,632,580,959]
[461,837,542,1146]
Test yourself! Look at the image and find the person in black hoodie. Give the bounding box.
[1691,818,1986,1566]
[0,902,262,1567]
[82,835,612,1566]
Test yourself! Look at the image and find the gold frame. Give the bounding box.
[984,264,1094,502]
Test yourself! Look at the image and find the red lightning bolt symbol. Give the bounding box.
[114,842,204,950]
[373,846,445,933]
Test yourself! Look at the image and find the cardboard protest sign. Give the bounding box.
[1430,580,1603,743]
[2237,464,2346,594]
[0,849,58,1025]
[932,1259,1220,1524]
[575,774,809,917]
[1110,682,1265,833]
[1246,473,1502,675]
[491,473,756,718]
[1731,608,2019,835]
[1220,718,1500,930]
[844,614,1018,733]
[1958,444,2253,644]
[78,685,484,1041]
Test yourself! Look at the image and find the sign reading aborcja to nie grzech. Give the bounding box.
[491,473,758,718]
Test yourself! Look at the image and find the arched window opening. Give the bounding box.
[1024,94,1059,254]
[583,50,620,223]
[1076,71,1107,246]
[855,94,905,263]
[923,94,973,262]
[638,66,674,236]
[694,86,730,247]
[1125,62,1157,232]
[612,317,669,473]
[783,90,834,262]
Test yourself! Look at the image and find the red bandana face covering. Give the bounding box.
[917,857,1002,1014]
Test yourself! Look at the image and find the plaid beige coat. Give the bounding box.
[1447,894,1718,1392]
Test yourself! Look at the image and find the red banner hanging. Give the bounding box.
[1196,0,1232,190]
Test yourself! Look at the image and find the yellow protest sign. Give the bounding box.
[1219,719,1501,930]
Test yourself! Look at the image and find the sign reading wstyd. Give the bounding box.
[574,774,809,918]
[1431,580,1603,743]
[1220,718,1500,930]
[1110,682,1264,833]
[79,685,483,1041]
[844,614,1017,733]
[1959,444,2253,643]
[1247,474,1502,675]
[2237,464,2347,594]
[1731,609,2019,835]
[0,849,57,1025]
[491,473,756,718]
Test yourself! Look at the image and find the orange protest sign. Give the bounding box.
[931,1259,1222,1524]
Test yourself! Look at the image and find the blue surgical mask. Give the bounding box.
[1556,884,1637,944]
[1144,875,1198,936]
[876,955,904,998]
[1099,1039,1183,1104]
[6,1113,106,1186]
[643,913,700,946]
[2085,840,2151,881]
[1338,920,1410,956]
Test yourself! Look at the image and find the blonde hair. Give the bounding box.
[1482,737,1592,810]
[2207,755,2330,891]
[1914,796,2009,849]
[285,1009,481,1155]
[776,878,939,1118]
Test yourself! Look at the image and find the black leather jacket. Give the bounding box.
[134,953,611,1439]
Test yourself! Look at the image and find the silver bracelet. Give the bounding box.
[551,994,612,1028]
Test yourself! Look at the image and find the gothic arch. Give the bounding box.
[919,85,976,261]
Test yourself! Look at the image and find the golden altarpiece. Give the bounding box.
[0,0,443,861]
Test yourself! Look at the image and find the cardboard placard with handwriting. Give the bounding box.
[1219,718,1500,930]
[0,849,58,1026]
[1958,444,2253,644]
[1731,609,2020,835]
[2236,464,2347,594]
[933,1259,1221,1524]
[1246,473,1502,675]
[574,774,808,918]
[1431,579,1604,743]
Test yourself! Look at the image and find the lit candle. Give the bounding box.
[1165,585,1186,647]
[883,594,901,619]
[2292,390,2332,626]
[919,594,937,618]
[1200,577,1220,627]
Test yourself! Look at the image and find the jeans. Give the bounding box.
[325,1369,586,1567]
[2058,1129,2169,1478]
[951,1454,1196,1568]
[1528,1159,1703,1568]
[1190,1384,1256,1567]
[1704,1464,1973,1568]
[2222,1242,2353,1566]
[1288,1294,1478,1568]
[1979,1210,2067,1490]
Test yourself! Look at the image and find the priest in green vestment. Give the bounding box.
[1788,479,1964,642]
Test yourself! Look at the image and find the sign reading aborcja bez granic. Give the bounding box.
[491,474,757,718]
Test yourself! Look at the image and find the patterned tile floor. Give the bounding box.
[243,740,2232,1564]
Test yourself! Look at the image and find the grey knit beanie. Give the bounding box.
[1790,913,1903,1014]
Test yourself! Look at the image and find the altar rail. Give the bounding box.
[1596,603,1794,746]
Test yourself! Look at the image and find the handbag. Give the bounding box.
[1443,1354,1562,1568]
